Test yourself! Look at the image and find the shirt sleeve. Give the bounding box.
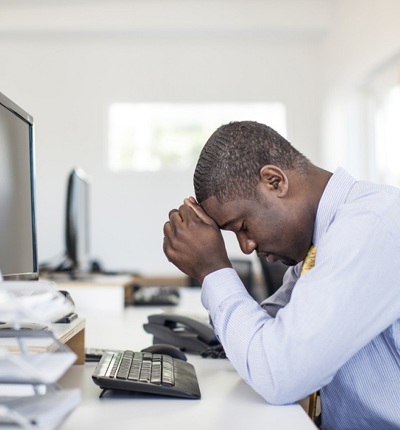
[201,211,400,405]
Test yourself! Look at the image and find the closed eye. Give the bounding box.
[239,222,247,232]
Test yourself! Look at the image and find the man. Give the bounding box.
[163,121,400,430]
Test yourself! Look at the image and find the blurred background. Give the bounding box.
[0,0,399,277]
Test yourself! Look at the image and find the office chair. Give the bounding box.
[258,257,288,300]
[308,392,320,422]
[189,258,255,298]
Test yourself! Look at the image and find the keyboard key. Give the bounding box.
[162,356,175,386]
[109,353,122,378]
[150,357,162,385]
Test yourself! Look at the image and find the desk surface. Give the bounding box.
[59,288,316,430]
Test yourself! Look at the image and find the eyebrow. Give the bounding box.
[219,217,240,230]
[199,202,241,231]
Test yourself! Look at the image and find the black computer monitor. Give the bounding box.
[0,91,38,280]
[65,168,91,276]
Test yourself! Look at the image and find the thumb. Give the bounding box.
[184,197,218,228]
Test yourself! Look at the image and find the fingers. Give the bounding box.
[166,197,218,230]
[163,204,197,268]
[163,204,195,245]
[162,235,171,261]
[163,198,231,280]
[163,198,216,256]
[183,196,218,227]
[168,208,179,219]
[183,197,199,213]
[164,207,186,236]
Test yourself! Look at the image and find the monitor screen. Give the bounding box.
[0,92,38,280]
[65,168,91,276]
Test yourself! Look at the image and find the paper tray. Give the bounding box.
[0,330,76,385]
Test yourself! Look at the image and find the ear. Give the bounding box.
[259,165,289,197]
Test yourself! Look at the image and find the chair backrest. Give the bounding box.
[258,257,288,300]
[230,258,254,296]
[189,257,255,297]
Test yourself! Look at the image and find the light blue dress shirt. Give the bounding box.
[201,168,400,430]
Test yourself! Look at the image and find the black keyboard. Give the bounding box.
[92,350,201,399]
[132,286,180,306]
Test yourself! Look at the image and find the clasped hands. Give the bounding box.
[163,197,232,284]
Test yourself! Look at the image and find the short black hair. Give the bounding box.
[194,121,310,204]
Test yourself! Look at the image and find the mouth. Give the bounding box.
[258,252,277,263]
[258,252,294,266]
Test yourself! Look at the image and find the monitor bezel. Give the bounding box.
[65,167,91,276]
[0,91,39,281]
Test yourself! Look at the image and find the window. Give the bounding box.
[366,62,400,186]
[108,102,287,171]
[374,84,400,186]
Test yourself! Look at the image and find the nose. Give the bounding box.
[237,233,257,255]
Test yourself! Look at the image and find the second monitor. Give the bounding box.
[64,167,91,277]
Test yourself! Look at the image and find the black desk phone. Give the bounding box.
[143,313,222,355]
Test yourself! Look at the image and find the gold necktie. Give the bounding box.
[300,244,317,276]
[301,244,319,420]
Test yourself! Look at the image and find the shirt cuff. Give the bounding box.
[201,267,248,313]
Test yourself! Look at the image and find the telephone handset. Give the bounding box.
[143,313,221,354]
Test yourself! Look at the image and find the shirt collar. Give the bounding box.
[313,167,356,246]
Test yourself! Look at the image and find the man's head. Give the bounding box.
[194,121,310,204]
[193,121,330,265]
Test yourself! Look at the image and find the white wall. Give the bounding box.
[3,1,400,277]
[8,0,400,277]
[0,1,326,276]
[318,0,400,178]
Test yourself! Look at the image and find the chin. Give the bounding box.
[281,257,297,266]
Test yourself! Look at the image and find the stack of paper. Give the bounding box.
[0,281,81,429]
[0,389,81,429]
[0,280,75,325]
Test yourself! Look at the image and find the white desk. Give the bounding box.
[59,288,316,430]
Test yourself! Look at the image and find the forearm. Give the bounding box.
[201,268,318,404]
